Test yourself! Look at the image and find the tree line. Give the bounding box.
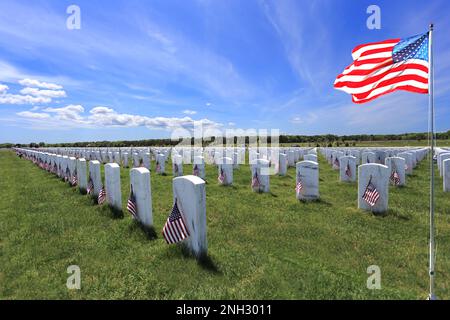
[2,130,449,149]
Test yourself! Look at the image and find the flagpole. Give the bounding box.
[427,22,437,301]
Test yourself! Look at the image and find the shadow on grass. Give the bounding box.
[179,246,221,274]
[128,219,158,240]
[98,205,124,220]
[298,197,332,207]
[370,208,412,221]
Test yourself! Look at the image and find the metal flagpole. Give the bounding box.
[427,23,437,301]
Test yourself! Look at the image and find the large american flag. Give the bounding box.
[334,32,429,103]
[362,179,381,207]
[162,201,190,244]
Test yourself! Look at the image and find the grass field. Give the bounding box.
[0,149,449,299]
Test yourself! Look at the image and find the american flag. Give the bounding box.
[127,186,138,220]
[87,176,94,194]
[251,171,260,188]
[218,167,225,184]
[156,161,161,173]
[295,179,303,194]
[71,169,78,186]
[98,186,106,205]
[162,201,190,244]
[193,164,199,176]
[334,32,429,103]
[173,163,179,174]
[333,157,340,169]
[362,179,380,207]
[65,167,70,182]
[345,163,352,178]
[390,169,401,186]
[52,163,58,174]
[139,158,144,167]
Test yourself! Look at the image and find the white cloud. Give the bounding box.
[42,104,85,122]
[0,78,65,105]
[0,94,51,104]
[0,83,8,93]
[16,111,50,119]
[18,78,63,90]
[228,122,236,126]
[182,109,197,115]
[20,87,66,98]
[290,116,303,124]
[16,105,222,131]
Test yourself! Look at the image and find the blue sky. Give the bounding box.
[0,0,449,143]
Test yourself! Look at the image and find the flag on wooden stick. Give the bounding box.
[127,185,138,220]
[162,201,190,244]
[98,186,106,205]
[362,177,380,207]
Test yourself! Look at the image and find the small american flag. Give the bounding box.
[98,186,106,205]
[52,163,57,174]
[390,169,401,186]
[333,157,340,169]
[218,167,225,184]
[71,170,78,186]
[251,171,260,188]
[295,179,303,194]
[65,167,70,182]
[127,186,138,220]
[193,164,199,176]
[345,163,352,178]
[173,163,179,174]
[139,159,144,167]
[362,178,380,207]
[87,176,94,194]
[156,161,161,173]
[162,201,190,244]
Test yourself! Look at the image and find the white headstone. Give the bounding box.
[218,157,233,185]
[358,164,389,213]
[105,163,122,211]
[339,156,356,182]
[130,167,153,227]
[172,154,183,177]
[172,175,207,257]
[89,160,102,197]
[76,158,87,192]
[193,156,205,179]
[443,159,450,192]
[278,153,287,176]
[155,154,166,175]
[295,161,319,200]
[385,156,406,186]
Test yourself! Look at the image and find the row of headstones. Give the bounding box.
[436,148,450,192]
[13,148,208,258]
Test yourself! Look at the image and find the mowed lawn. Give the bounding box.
[0,149,449,299]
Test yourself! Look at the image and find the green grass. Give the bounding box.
[0,149,449,299]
